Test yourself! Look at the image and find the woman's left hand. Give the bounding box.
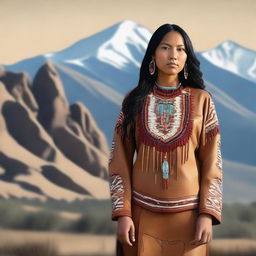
[190,213,213,246]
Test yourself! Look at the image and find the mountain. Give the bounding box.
[1,20,256,202]
[0,65,109,201]
[3,20,152,142]
[199,40,256,83]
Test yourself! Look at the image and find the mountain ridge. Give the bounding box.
[1,20,255,202]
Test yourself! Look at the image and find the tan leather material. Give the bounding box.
[108,85,223,225]
[121,204,209,256]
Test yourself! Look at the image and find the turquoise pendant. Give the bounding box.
[162,153,170,189]
[162,160,169,180]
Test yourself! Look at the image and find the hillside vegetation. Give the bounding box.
[0,198,256,238]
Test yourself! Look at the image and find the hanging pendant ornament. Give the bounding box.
[184,63,188,80]
[149,59,155,75]
[162,152,169,189]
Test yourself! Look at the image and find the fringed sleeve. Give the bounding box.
[108,109,136,221]
[197,92,223,225]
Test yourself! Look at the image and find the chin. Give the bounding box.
[163,71,178,76]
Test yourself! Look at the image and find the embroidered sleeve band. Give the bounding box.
[205,178,223,216]
[109,174,125,211]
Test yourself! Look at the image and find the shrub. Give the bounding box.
[214,221,253,238]
[21,211,63,231]
[72,213,116,234]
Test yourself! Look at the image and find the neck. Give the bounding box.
[156,74,179,87]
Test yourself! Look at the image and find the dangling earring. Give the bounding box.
[149,59,155,75]
[184,63,188,80]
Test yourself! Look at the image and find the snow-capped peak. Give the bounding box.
[97,20,152,69]
[199,40,256,82]
[45,20,151,71]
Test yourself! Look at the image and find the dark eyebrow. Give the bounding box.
[160,42,185,47]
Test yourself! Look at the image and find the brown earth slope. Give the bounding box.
[0,65,110,201]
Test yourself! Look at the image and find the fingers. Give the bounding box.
[190,214,213,246]
[118,228,133,246]
[125,228,133,246]
[130,222,136,243]
[190,230,212,246]
[190,227,203,245]
[117,218,135,247]
[118,230,132,246]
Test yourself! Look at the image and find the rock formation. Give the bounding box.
[0,65,110,201]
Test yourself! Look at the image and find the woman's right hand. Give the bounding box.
[117,216,135,246]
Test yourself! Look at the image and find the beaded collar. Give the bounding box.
[152,82,184,97]
[137,81,193,189]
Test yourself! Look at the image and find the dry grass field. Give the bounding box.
[0,229,256,256]
[0,229,115,256]
[210,239,256,256]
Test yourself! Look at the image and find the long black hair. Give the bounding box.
[120,24,205,142]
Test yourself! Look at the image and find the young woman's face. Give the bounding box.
[153,31,187,77]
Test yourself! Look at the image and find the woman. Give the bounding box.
[108,24,223,256]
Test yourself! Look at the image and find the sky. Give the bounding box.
[0,0,255,65]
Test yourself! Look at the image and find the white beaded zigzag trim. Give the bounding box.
[205,97,219,134]
[109,174,125,211]
[205,178,223,216]
[216,139,222,171]
[108,139,115,164]
[147,94,183,141]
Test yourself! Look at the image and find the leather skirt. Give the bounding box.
[116,203,209,256]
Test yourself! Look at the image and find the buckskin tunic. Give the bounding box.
[108,83,223,256]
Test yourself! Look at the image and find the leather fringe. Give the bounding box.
[205,126,220,144]
[137,117,193,154]
[141,144,145,172]
[138,88,194,188]
[137,89,193,154]
[141,142,189,187]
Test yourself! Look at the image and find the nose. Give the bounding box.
[169,48,177,60]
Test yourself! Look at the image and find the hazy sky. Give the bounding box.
[1,0,255,64]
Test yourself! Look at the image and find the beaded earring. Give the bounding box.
[149,59,155,75]
[184,63,188,79]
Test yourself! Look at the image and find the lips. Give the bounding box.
[167,62,178,66]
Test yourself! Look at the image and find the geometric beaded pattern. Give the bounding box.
[205,96,219,134]
[143,90,190,144]
[109,174,125,211]
[205,177,223,216]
